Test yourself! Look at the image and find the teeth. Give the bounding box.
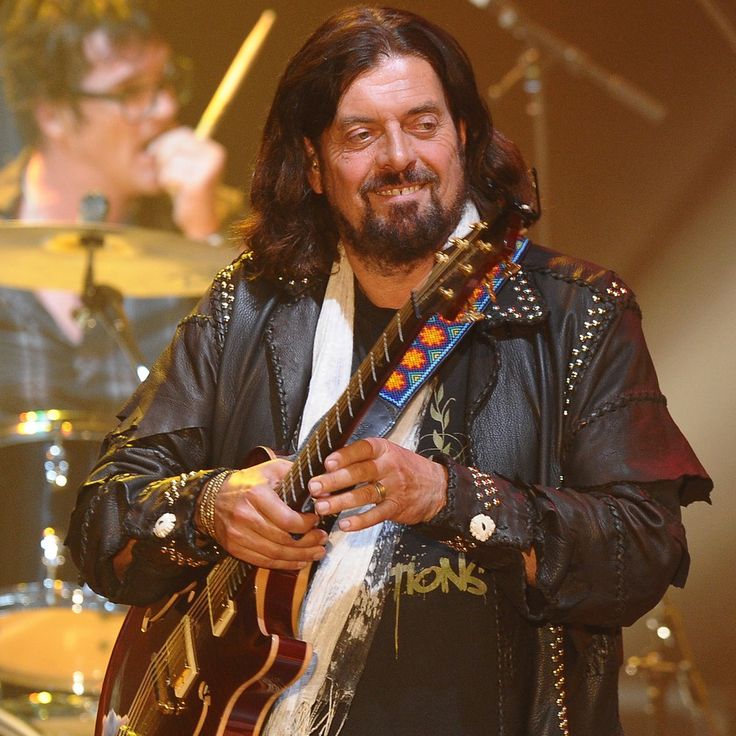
[375,185,423,196]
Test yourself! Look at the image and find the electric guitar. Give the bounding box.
[95,200,535,736]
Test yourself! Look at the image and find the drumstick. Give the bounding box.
[195,9,277,140]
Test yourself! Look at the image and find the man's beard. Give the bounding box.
[332,165,468,272]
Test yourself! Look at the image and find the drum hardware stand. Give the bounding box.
[75,194,150,382]
[625,594,721,736]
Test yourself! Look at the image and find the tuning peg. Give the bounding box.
[435,251,450,264]
[457,310,486,324]
[439,287,455,300]
[481,282,498,302]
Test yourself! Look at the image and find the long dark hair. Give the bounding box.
[242,5,534,287]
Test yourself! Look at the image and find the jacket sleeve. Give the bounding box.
[66,294,228,605]
[423,275,712,628]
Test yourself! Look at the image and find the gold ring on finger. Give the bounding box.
[373,480,387,503]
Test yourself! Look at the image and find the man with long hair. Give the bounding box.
[68,7,710,735]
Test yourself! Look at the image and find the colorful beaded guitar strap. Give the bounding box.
[379,237,529,409]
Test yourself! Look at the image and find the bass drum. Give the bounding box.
[0,410,111,587]
[0,582,126,736]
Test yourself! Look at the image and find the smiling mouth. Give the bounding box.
[374,184,425,197]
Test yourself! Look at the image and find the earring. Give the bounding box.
[311,159,319,170]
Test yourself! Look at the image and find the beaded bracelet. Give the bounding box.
[198,470,231,540]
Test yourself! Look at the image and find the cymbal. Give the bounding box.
[0,221,238,297]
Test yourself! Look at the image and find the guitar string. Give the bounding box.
[121,558,246,731]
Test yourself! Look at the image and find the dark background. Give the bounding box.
[154,0,736,282]
[2,1,734,733]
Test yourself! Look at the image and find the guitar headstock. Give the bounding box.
[417,201,535,322]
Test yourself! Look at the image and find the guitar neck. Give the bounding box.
[279,296,427,512]
[281,203,522,511]
[277,213,518,513]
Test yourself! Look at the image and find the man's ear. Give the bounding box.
[304,138,323,194]
[34,101,75,141]
[458,119,467,148]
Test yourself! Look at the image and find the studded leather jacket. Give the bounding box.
[67,241,711,735]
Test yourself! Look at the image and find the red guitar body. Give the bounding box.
[95,561,312,735]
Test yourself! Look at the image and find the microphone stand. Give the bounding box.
[474,0,668,243]
[489,44,551,243]
[693,0,736,54]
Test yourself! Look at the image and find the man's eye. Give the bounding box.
[413,118,438,134]
[346,129,373,145]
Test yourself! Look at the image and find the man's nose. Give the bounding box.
[375,128,415,171]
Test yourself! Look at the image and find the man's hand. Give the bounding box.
[208,459,328,569]
[148,126,226,240]
[307,438,448,532]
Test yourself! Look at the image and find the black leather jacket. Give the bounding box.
[67,242,711,735]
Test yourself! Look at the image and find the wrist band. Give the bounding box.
[198,470,231,540]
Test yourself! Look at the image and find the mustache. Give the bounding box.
[360,166,439,195]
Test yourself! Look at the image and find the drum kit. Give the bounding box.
[0,8,277,729]
[0,220,235,735]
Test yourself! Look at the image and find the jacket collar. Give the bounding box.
[482,263,548,328]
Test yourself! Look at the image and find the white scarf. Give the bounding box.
[265,202,480,735]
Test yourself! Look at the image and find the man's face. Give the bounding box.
[308,54,468,270]
[48,30,179,198]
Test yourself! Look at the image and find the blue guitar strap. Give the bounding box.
[378,237,529,410]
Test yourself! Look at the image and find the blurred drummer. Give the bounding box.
[0,0,244,415]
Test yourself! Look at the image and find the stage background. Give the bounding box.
[2,1,734,733]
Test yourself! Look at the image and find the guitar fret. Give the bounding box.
[325,418,332,449]
[369,350,377,382]
[315,430,323,464]
[382,333,390,362]
[346,390,354,417]
[357,372,365,400]
[286,476,297,504]
[298,461,306,494]
[396,313,404,342]
[335,405,343,435]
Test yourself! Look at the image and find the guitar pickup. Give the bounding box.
[207,563,237,637]
[153,614,199,711]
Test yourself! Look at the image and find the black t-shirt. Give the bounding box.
[339,285,512,735]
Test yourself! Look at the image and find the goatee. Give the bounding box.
[334,166,468,272]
